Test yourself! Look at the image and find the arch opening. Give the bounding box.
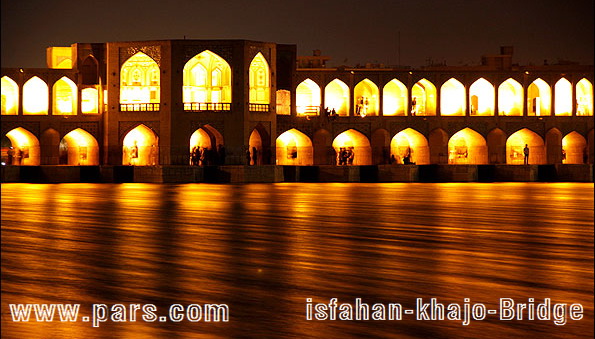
[383,79,407,116]
[448,128,488,164]
[354,79,379,116]
[576,78,593,116]
[527,78,551,116]
[324,79,350,116]
[3,127,40,165]
[183,50,231,111]
[296,79,321,116]
[249,53,270,105]
[469,78,494,116]
[81,88,99,113]
[554,78,572,116]
[120,52,160,110]
[498,78,523,116]
[1,76,19,115]
[122,125,159,166]
[390,128,430,165]
[562,132,588,164]
[53,76,77,115]
[506,129,546,164]
[23,76,49,115]
[60,128,99,165]
[276,129,313,165]
[332,129,371,165]
[440,78,465,116]
[411,79,436,116]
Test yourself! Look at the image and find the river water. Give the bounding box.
[1,183,593,339]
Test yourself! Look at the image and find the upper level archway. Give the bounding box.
[120,52,160,109]
[249,52,270,105]
[1,76,18,115]
[498,78,523,116]
[383,79,407,116]
[53,76,77,115]
[576,78,593,116]
[296,79,321,116]
[554,78,572,116]
[325,79,349,116]
[411,78,436,116]
[354,79,379,116]
[23,76,49,115]
[440,78,465,116]
[469,78,494,116]
[183,50,231,110]
[527,78,551,116]
[81,88,99,114]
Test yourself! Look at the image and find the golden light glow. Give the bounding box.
[296,79,321,115]
[411,78,436,116]
[506,128,546,164]
[190,128,212,150]
[61,128,99,165]
[448,128,488,164]
[81,88,99,113]
[469,78,494,116]
[498,78,523,116]
[5,127,40,165]
[23,76,49,115]
[248,129,263,165]
[1,76,18,115]
[276,89,291,115]
[120,52,160,104]
[440,78,465,116]
[390,128,430,164]
[53,76,77,115]
[554,78,572,116]
[122,124,159,166]
[46,47,73,69]
[575,78,593,116]
[276,129,313,165]
[383,79,407,116]
[562,132,587,164]
[183,50,231,106]
[325,79,349,116]
[331,129,372,165]
[353,79,379,116]
[249,52,270,104]
[527,78,551,116]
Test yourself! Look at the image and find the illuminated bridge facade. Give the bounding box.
[1,40,593,168]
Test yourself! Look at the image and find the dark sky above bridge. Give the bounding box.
[1,0,593,68]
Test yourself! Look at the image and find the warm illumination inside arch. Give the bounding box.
[527,78,551,116]
[390,128,429,164]
[23,76,49,115]
[276,89,291,115]
[562,132,587,164]
[411,78,436,116]
[248,129,263,165]
[1,76,18,115]
[576,78,593,116]
[324,79,350,116]
[354,79,379,116]
[120,52,160,104]
[554,78,572,116]
[506,129,546,164]
[383,79,407,116]
[5,127,40,165]
[122,125,158,166]
[469,78,494,116]
[60,128,99,165]
[249,52,270,104]
[296,79,321,115]
[53,76,77,115]
[81,88,99,113]
[332,129,371,165]
[498,78,523,116]
[183,50,231,107]
[440,78,465,116]
[448,128,488,164]
[276,129,313,165]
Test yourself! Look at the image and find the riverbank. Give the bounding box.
[1,164,592,183]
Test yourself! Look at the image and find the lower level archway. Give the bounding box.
[447,128,488,164]
[390,128,430,165]
[3,127,40,165]
[332,129,371,165]
[506,128,546,164]
[60,128,99,165]
[122,124,159,166]
[276,129,313,165]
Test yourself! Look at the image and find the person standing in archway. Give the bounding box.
[523,144,530,165]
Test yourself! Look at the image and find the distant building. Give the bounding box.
[1,41,593,167]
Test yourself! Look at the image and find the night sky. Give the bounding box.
[1,0,593,68]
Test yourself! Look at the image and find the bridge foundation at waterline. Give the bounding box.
[1,164,592,183]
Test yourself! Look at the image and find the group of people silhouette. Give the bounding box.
[337,147,355,165]
[190,144,226,166]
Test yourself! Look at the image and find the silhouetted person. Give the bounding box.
[523,144,530,165]
[252,147,259,165]
[246,149,252,165]
[347,147,354,165]
[390,154,396,164]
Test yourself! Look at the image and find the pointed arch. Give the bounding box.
[554,78,572,116]
[61,128,99,165]
[249,52,270,104]
[324,79,350,116]
[354,79,379,116]
[332,129,371,165]
[506,128,546,164]
[4,127,40,165]
[276,128,313,165]
[383,79,407,116]
[120,52,160,109]
[391,128,430,165]
[248,124,271,165]
[562,132,587,164]
[469,78,494,116]
[122,124,159,166]
[53,76,77,115]
[23,76,49,115]
[440,78,466,116]
[527,78,551,116]
[487,128,506,164]
[498,78,523,116]
[576,78,593,116]
[1,76,19,115]
[81,56,99,85]
[296,79,321,115]
[411,78,436,116]
[448,128,487,164]
[183,50,232,110]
